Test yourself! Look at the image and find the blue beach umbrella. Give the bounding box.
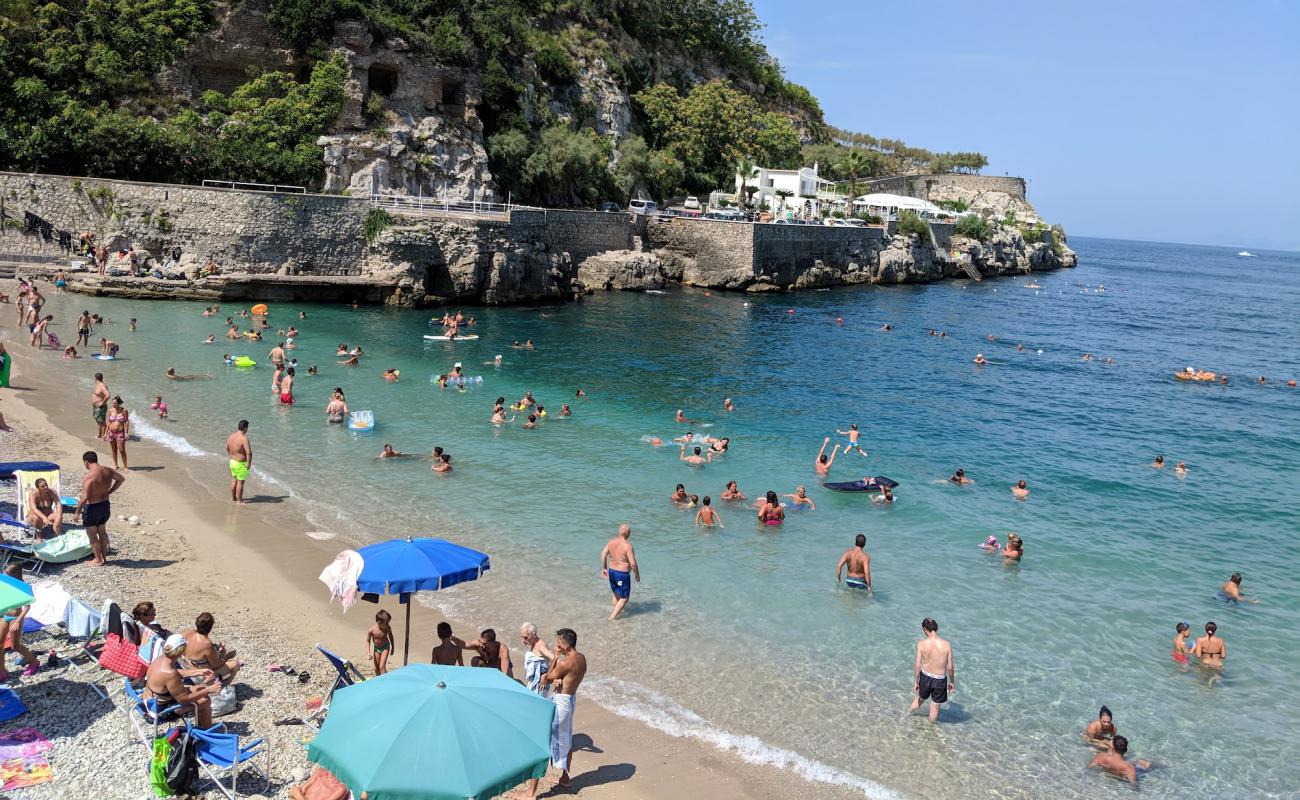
[308,664,554,800]
[355,537,490,665]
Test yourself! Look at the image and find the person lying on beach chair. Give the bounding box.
[182,612,242,683]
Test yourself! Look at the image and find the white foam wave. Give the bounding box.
[583,675,905,800]
[251,466,290,491]
[131,418,209,458]
[304,531,337,541]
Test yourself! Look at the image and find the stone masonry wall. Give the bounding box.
[861,174,1027,201]
[645,218,756,289]
[0,171,368,274]
[539,210,640,263]
[752,224,887,286]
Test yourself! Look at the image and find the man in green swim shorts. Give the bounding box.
[90,372,110,439]
[225,420,252,504]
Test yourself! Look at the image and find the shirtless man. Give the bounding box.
[268,342,286,369]
[376,444,408,459]
[99,337,118,358]
[90,373,110,439]
[680,445,712,466]
[279,367,295,405]
[669,484,688,504]
[815,437,840,476]
[226,420,252,504]
[836,534,872,590]
[76,310,94,347]
[1087,735,1150,785]
[909,617,954,722]
[464,629,513,676]
[872,485,894,504]
[695,496,723,528]
[26,477,63,537]
[431,622,466,665]
[600,524,640,620]
[835,423,868,458]
[950,468,974,485]
[74,451,124,566]
[1192,622,1226,669]
[181,612,242,683]
[526,628,587,797]
[1220,573,1258,604]
[674,409,692,424]
[1011,479,1029,499]
[784,486,815,510]
[1152,455,1165,469]
[145,635,220,728]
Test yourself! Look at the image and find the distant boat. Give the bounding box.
[1237,251,1254,257]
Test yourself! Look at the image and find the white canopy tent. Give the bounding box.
[852,193,955,220]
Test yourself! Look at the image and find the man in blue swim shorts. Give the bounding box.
[599,524,640,620]
[836,534,872,590]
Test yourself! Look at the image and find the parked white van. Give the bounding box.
[628,199,659,215]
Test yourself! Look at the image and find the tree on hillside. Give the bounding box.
[837,150,877,202]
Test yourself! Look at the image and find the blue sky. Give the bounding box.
[753,1,1300,250]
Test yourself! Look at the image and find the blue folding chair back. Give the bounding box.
[189,723,267,799]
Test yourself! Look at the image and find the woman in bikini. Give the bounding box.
[26,478,63,538]
[1192,622,1226,669]
[105,396,130,470]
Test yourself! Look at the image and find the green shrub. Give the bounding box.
[533,33,578,84]
[854,212,883,224]
[363,208,394,245]
[936,198,969,212]
[430,15,472,62]
[364,93,386,120]
[896,210,929,238]
[955,214,990,241]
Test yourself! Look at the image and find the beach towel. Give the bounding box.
[0,728,52,759]
[318,550,364,612]
[0,689,27,722]
[0,753,52,791]
[63,596,101,638]
[27,581,70,626]
[550,693,575,769]
[32,529,93,564]
[524,650,550,696]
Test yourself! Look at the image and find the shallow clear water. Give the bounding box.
[25,238,1300,798]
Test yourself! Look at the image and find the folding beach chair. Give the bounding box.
[122,679,189,744]
[188,722,268,799]
[307,644,366,726]
[58,596,108,699]
[13,468,61,529]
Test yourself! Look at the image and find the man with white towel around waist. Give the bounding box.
[526,627,587,797]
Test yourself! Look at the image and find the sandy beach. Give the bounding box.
[0,294,860,799]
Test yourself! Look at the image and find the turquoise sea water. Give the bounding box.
[21,238,1300,798]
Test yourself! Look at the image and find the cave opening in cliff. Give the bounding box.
[442,79,466,107]
[368,64,398,97]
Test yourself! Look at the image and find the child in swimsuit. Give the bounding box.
[1171,622,1192,665]
[695,496,723,528]
[150,396,168,419]
[367,610,394,676]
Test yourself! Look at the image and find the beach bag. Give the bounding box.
[164,726,199,795]
[210,683,239,718]
[98,632,147,680]
[150,736,175,797]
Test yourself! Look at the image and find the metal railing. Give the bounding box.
[201,180,307,194]
[368,194,543,218]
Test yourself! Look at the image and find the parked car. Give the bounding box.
[705,208,745,221]
[598,201,621,212]
[683,196,701,210]
[842,218,868,228]
[628,199,659,215]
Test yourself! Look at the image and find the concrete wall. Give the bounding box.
[752,224,886,285]
[0,171,368,274]
[538,210,639,263]
[861,174,1027,201]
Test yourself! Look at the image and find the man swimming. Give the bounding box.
[376,444,409,459]
[675,409,693,424]
[1152,455,1165,468]
[815,437,840,476]
[950,469,974,485]
[670,484,688,503]
[1220,573,1257,604]
[784,486,815,510]
[1086,736,1151,785]
[872,485,894,504]
[1011,479,1029,499]
[909,618,954,722]
[835,423,868,458]
[600,524,640,620]
[680,445,712,466]
[695,496,723,528]
[835,534,871,590]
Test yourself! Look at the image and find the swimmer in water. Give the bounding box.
[1086,735,1151,785]
[973,353,987,365]
[524,339,534,349]
[339,353,359,366]
[560,404,571,416]
[576,388,586,398]
[376,444,410,459]
[336,345,348,356]
[1171,622,1193,665]
[326,390,348,424]
[835,424,868,458]
[986,334,996,342]
[432,453,453,473]
[1083,705,1116,749]
[1011,480,1029,499]
[709,437,729,455]
[1002,534,1024,561]
[490,406,514,425]
[204,335,215,344]
[815,437,840,476]
[1220,572,1258,604]
[680,446,712,466]
[1083,352,1093,362]
[950,469,974,485]
[836,534,871,590]
[382,368,399,382]
[1175,461,1187,477]
[756,491,784,525]
[1152,455,1165,469]
[784,486,815,510]
[872,485,894,504]
[1016,343,1024,352]
[670,484,688,504]
[881,324,892,331]
[695,496,723,528]
[166,368,208,381]
[521,414,537,429]
[980,535,1000,552]
[643,436,663,447]
[721,481,745,501]
[150,396,168,419]
[675,409,694,424]
[724,397,734,412]
[1192,622,1226,670]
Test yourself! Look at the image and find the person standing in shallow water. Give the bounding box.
[600,524,639,620]
[226,420,252,504]
[909,617,954,722]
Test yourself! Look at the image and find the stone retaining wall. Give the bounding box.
[861,173,1027,201]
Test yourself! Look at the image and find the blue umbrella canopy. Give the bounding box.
[356,537,490,595]
[308,665,554,800]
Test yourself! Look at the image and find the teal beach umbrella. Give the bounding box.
[307,664,555,800]
[0,574,33,616]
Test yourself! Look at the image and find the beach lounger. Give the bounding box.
[58,596,108,700]
[13,469,61,529]
[307,644,366,726]
[188,722,268,799]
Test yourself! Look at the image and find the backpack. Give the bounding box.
[164,726,199,795]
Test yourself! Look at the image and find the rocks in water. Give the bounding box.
[576,251,668,291]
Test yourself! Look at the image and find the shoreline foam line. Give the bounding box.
[584,675,905,800]
[130,416,210,457]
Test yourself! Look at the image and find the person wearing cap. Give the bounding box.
[980,535,1000,552]
[145,634,220,728]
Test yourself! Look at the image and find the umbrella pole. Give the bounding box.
[403,593,412,666]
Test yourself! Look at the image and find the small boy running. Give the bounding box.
[367,610,394,675]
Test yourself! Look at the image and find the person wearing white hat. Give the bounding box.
[144,634,220,728]
[973,353,987,365]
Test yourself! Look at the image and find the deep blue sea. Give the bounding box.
[22,237,1300,798]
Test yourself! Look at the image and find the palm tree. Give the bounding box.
[735,157,757,209]
[773,189,794,214]
[837,150,875,204]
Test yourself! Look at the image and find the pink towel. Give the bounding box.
[318,550,364,612]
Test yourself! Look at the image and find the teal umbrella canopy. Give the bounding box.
[0,574,33,616]
[308,665,555,800]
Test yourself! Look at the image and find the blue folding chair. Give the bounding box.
[187,723,267,799]
[308,644,365,726]
[122,678,186,744]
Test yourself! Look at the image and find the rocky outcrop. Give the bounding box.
[576,251,668,291]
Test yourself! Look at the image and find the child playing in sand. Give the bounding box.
[150,396,168,419]
[367,610,394,675]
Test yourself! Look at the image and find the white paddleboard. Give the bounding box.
[424,334,479,341]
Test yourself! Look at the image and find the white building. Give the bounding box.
[734,164,841,216]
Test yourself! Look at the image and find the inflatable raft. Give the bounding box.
[824,476,900,493]
[348,410,375,431]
